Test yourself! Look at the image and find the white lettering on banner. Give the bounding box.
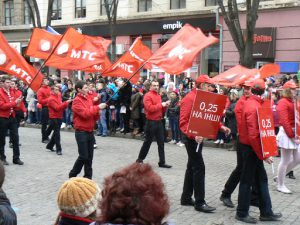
[129,50,144,62]
[162,21,183,30]
[260,129,275,138]
[203,113,220,122]
[9,64,32,84]
[168,44,191,60]
[93,64,103,71]
[192,111,203,119]
[117,63,133,73]
[0,53,7,65]
[71,50,96,61]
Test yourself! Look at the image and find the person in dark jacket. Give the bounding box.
[130,86,142,136]
[225,89,238,151]
[118,79,132,134]
[0,161,17,225]
[167,91,180,144]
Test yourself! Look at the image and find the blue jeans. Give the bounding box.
[66,108,72,126]
[97,109,107,135]
[169,116,179,142]
[237,145,273,217]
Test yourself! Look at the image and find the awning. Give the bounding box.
[277,62,299,73]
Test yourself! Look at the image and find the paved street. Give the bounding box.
[3,127,300,225]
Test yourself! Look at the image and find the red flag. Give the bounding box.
[259,63,280,79]
[82,56,112,73]
[25,28,61,60]
[45,27,111,70]
[211,65,260,86]
[148,24,218,74]
[0,32,43,91]
[103,37,152,84]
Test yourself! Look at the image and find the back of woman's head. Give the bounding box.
[98,163,170,225]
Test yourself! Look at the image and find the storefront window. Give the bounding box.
[138,0,152,12]
[4,0,14,26]
[205,0,217,6]
[75,0,86,18]
[200,43,220,76]
[170,0,186,9]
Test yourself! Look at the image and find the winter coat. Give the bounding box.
[167,98,179,118]
[0,189,17,225]
[130,92,142,120]
[276,97,295,138]
[58,213,93,225]
[225,100,237,135]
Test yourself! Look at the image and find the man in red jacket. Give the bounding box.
[69,81,106,179]
[0,76,24,165]
[136,80,172,168]
[236,79,282,223]
[46,85,71,155]
[37,77,51,143]
[179,75,230,213]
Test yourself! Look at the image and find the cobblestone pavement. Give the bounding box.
[3,127,300,225]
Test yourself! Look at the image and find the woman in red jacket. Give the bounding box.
[276,80,300,194]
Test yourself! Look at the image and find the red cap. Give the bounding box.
[251,79,265,90]
[196,75,211,84]
[283,80,297,89]
[242,80,253,87]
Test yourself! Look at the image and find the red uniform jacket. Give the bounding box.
[37,85,51,107]
[276,97,295,138]
[72,93,99,132]
[0,88,17,118]
[12,88,26,112]
[234,95,248,135]
[144,90,166,121]
[180,88,222,140]
[48,92,69,119]
[241,95,265,160]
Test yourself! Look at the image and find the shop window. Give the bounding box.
[205,0,217,6]
[24,0,31,24]
[130,35,152,49]
[4,0,14,26]
[75,0,86,18]
[170,0,186,9]
[52,0,62,20]
[138,0,152,12]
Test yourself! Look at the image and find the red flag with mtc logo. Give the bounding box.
[25,28,61,60]
[147,24,218,74]
[102,37,152,84]
[82,55,112,73]
[45,27,111,70]
[0,32,43,91]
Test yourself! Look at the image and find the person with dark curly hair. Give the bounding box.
[93,163,171,225]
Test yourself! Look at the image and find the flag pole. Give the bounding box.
[29,28,69,90]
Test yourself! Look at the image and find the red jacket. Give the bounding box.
[48,92,69,119]
[144,90,166,121]
[234,95,248,135]
[37,85,51,107]
[241,95,265,160]
[0,88,17,118]
[12,88,26,113]
[276,97,295,138]
[72,93,100,132]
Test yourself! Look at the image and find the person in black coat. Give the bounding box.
[225,90,238,150]
[118,79,132,134]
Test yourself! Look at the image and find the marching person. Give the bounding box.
[136,80,172,168]
[69,81,106,180]
[236,79,282,223]
[179,75,230,213]
[276,80,300,194]
[37,77,52,143]
[0,76,24,165]
[46,85,72,155]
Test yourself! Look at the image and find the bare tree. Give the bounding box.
[104,0,119,62]
[26,0,42,28]
[46,0,55,28]
[217,0,260,68]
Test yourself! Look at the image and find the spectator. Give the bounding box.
[130,85,142,137]
[94,163,170,225]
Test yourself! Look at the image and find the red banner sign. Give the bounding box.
[186,90,227,139]
[257,107,278,158]
[295,96,300,139]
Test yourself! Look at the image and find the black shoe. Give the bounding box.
[1,159,9,166]
[286,171,296,179]
[235,214,257,224]
[260,213,282,221]
[158,163,172,168]
[195,203,216,213]
[46,146,55,152]
[56,151,62,155]
[13,159,24,165]
[220,196,234,208]
[42,139,49,144]
[136,159,143,163]
[181,199,195,206]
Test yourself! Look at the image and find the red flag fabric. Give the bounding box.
[102,37,152,84]
[25,28,61,60]
[0,32,43,91]
[211,65,260,86]
[259,63,280,79]
[147,24,218,74]
[83,56,112,73]
[45,27,111,70]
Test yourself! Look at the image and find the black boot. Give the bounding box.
[286,171,296,179]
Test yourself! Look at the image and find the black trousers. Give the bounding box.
[46,119,62,152]
[181,137,206,206]
[137,120,166,164]
[41,107,52,141]
[0,117,20,160]
[69,131,95,179]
